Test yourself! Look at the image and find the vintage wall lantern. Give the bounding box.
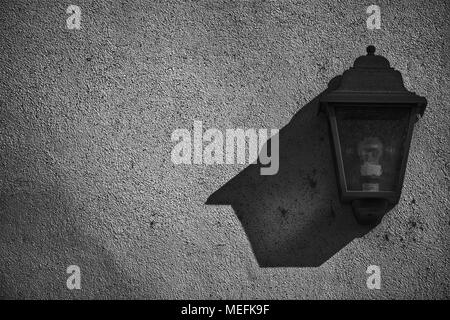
[319,46,427,225]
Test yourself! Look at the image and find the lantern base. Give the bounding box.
[352,199,389,225]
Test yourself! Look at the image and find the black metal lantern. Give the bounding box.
[320,46,427,225]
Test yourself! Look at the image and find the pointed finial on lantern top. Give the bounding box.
[367,45,376,55]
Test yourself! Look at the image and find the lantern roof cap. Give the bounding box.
[320,46,427,116]
[353,45,390,69]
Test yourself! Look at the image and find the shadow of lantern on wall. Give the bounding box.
[319,45,427,225]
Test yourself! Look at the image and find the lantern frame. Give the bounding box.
[319,46,427,224]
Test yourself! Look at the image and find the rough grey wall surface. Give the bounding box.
[0,0,449,299]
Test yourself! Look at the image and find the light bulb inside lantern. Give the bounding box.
[357,137,383,191]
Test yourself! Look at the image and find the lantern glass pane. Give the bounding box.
[335,107,411,192]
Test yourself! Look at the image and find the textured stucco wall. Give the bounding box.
[0,0,449,299]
